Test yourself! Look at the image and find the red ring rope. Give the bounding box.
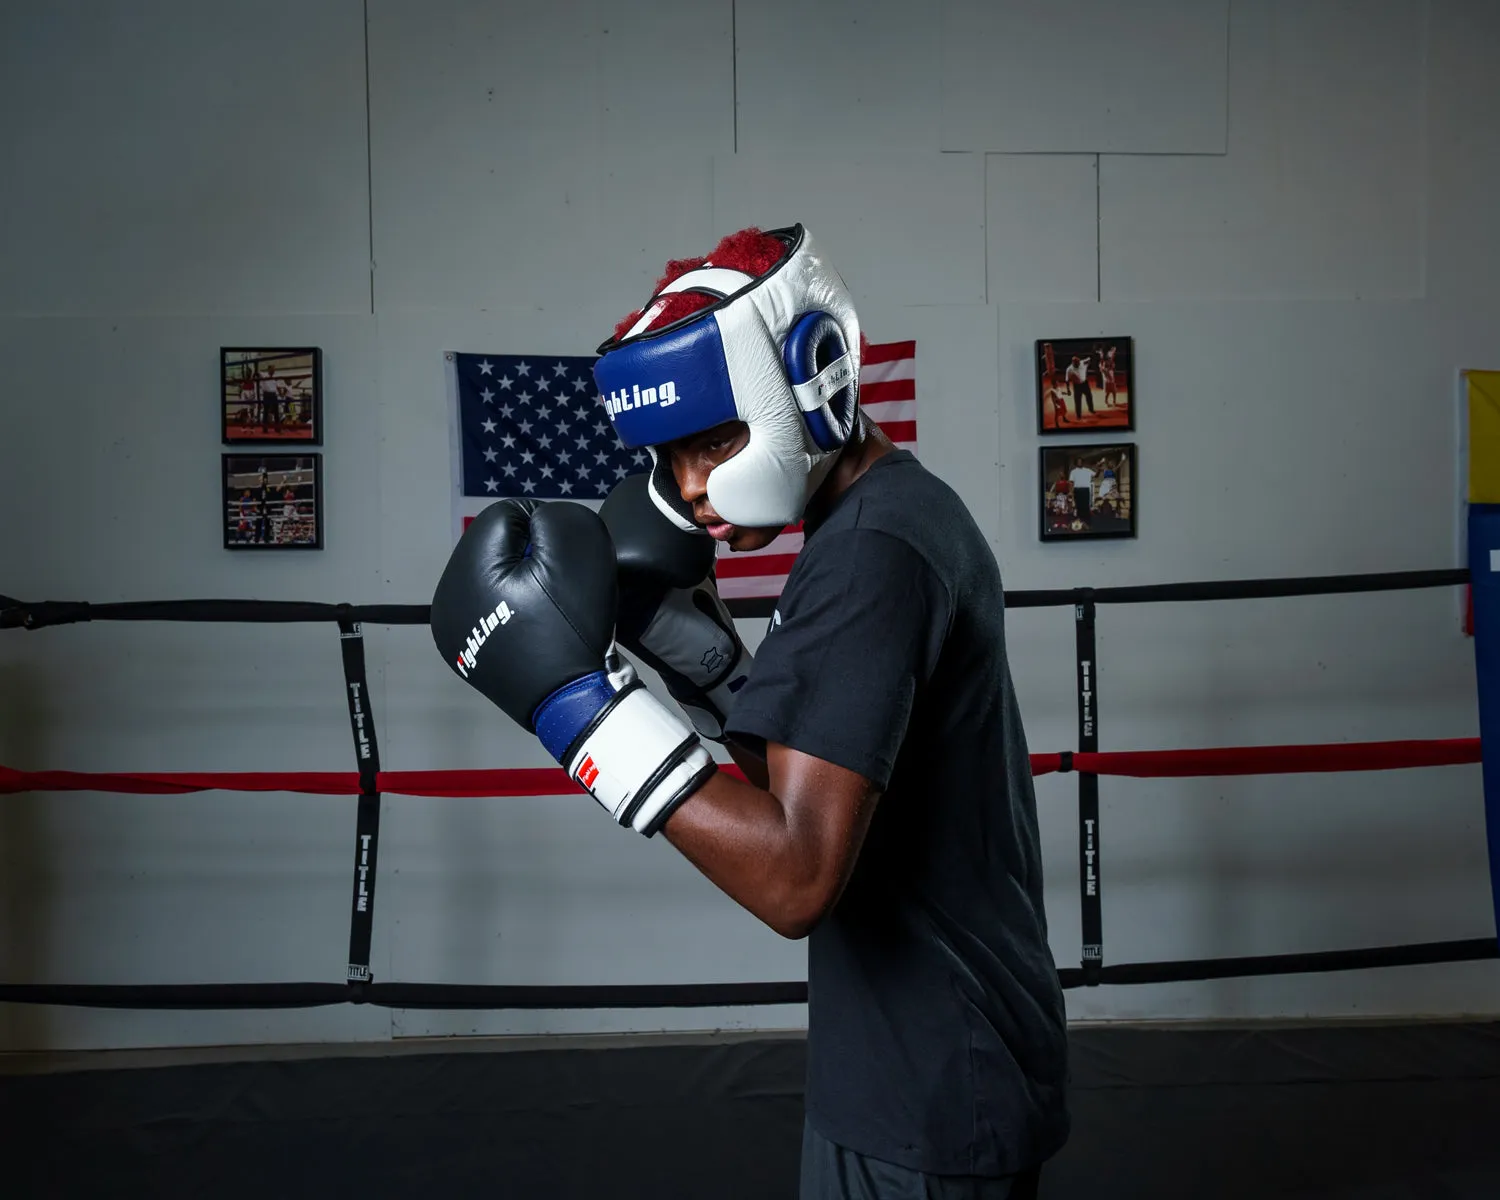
[0,737,1478,798]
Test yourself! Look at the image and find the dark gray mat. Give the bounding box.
[2,1021,1497,1198]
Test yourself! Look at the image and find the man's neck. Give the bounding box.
[804,413,898,526]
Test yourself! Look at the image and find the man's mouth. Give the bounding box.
[703,521,734,541]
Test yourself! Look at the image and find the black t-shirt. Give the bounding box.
[727,450,1070,1178]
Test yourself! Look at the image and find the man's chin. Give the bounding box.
[726,526,782,553]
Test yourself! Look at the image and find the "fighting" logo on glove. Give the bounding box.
[455,600,516,678]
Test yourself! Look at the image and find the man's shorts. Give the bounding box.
[799,1119,1041,1200]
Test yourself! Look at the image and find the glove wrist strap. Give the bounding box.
[539,674,715,836]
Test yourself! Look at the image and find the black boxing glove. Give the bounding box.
[430,499,715,835]
[600,473,752,742]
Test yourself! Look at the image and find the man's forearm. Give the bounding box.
[662,769,821,939]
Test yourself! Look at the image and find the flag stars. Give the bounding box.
[463,354,656,507]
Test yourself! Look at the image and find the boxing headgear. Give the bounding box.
[593,224,861,532]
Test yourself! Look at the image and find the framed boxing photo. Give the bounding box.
[222,453,324,551]
[1036,336,1134,434]
[222,347,322,445]
[1040,442,1136,543]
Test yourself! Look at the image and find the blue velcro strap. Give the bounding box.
[533,671,615,762]
[594,315,740,448]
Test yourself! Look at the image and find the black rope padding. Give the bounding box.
[1003,568,1469,610]
[0,981,811,1011]
[0,983,353,1010]
[1,599,432,630]
[0,939,1493,1010]
[1056,936,1499,989]
[1,569,1471,631]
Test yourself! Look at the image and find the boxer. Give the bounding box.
[431,225,1068,1200]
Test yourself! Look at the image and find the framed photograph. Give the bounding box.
[1040,442,1136,542]
[222,454,324,550]
[222,347,322,444]
[1036,336,1134,434]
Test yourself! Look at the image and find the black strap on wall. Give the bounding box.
[1074,594,1103,984]
[337,613,382,986]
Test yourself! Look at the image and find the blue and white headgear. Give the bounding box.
[593,224,861,532]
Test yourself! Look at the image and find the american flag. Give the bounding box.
[447,352,642,533]
[447,340,917,611]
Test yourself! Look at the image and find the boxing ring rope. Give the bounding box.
[0,738,1483,798]
[1,566,1493,1012]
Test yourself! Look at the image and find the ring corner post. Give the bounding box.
[1467,507,1500,949]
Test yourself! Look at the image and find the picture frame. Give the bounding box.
[221,347,322,445]
[222,453,324,550]
[1036,336,1134,435]
[1039,442,1137,542]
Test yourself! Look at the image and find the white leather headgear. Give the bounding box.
[593,224,861,531]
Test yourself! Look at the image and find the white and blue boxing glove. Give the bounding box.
[430,499,716,836]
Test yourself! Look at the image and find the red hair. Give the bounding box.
[611,227,788,342]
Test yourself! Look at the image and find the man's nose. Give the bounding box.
[673,452,710,506]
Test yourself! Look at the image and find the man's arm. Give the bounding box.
[662,745,880,940]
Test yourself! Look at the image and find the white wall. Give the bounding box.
[2,0,1497,1051]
